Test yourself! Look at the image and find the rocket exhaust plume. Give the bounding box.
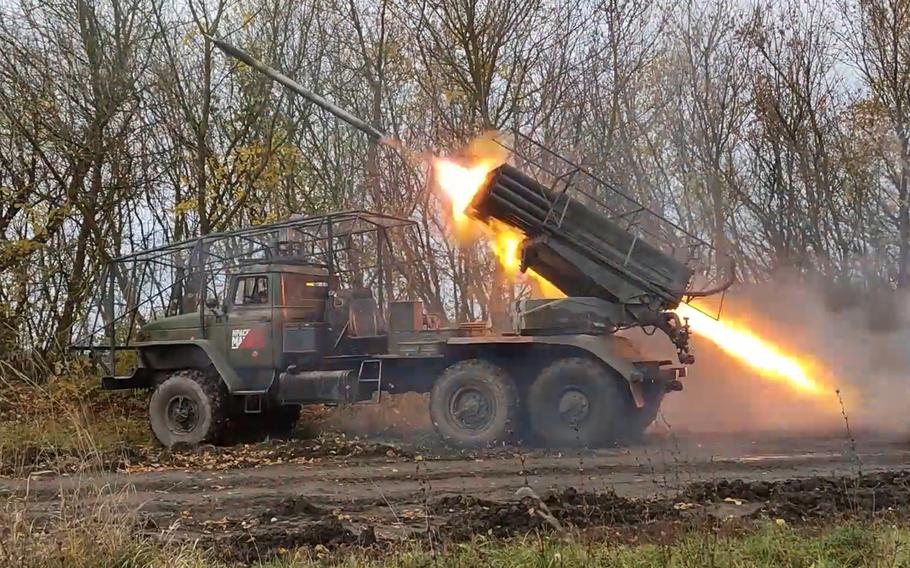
[433,132,509,228]
[674,303,829,397]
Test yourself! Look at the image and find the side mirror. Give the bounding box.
[205,297,220,310]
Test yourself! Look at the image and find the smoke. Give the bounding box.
[320,392,434,439]
[647,274,910,437]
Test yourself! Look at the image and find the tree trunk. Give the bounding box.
[898,164,910,288]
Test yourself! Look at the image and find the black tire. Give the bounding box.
[527,357,624,447]
[429,359,519,448]
[149,369,228,448]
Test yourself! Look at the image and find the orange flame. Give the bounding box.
[433,131,510,229]
[432,136,563,297]
[433,158,497,226]
[489,222,522,270]
[674,303,828,396]
[487,220,564,296]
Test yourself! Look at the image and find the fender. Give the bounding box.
[446,334,645,384]
[135,339,250,393]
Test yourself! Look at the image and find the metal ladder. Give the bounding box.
[357,359,383,403]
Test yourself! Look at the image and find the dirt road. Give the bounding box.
[3,430,908,551]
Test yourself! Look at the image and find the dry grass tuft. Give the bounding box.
[0,476,207,567]
[0,356,150,475]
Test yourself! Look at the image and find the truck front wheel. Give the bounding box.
[527,357,622,447]
[149,369,228,448]
[429,359,519,447]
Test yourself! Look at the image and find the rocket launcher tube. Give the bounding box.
[208,36,390,145]
[470,164,694,310]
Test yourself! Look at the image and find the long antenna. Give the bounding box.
[208,36,391,146]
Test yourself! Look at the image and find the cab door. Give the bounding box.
[226,274,275,381]
[278,273,330,367]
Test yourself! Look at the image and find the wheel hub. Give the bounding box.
[558,388,590,427]
[166,395,199,434]
[450,387,494,431]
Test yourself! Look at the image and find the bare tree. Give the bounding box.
[843,0,910,288]
[0,0,155,350]
[666,0,749,274]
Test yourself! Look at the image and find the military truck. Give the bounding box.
[72,40,730,448]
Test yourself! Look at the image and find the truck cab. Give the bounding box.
[137,257,393,381]
[216,263,331,388]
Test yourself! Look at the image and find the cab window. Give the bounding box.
[233,275,269,305]
[282,274,328,305]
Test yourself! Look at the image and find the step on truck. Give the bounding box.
[72,40,730,448]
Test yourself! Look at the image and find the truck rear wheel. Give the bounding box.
[527,357,622,447]
[429,359,519,447]
[149,369,228,448]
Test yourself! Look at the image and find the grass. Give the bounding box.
[1,482,207,568]
[266,524,910,568]
[2,512,909,568]
[0,360,151,474]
